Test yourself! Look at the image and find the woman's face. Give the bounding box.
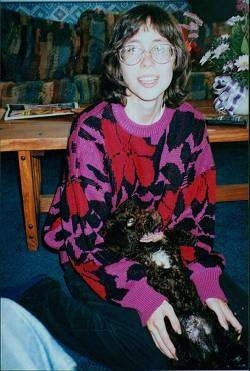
[120,24,175,105]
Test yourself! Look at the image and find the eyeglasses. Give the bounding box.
[118,43,175,66]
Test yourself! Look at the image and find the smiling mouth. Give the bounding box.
[138,76,159,86]
[139,214,163,243]
[140,231,164,243]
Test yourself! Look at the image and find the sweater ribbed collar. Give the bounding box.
[111,103,176,137]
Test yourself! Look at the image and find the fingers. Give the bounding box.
[215,307,229,330]
[208,299,229,331]
[150,325,177,360]
[147,300,181,360]
[167,304,182,335]
[206,298,243,337]
[222,303,242,338]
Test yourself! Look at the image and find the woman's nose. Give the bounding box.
[140,50,154,67]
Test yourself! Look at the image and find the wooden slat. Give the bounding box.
[207,126,249,142]
[216,184,248,202]
[40,194,54,213]
[40,184,248,214]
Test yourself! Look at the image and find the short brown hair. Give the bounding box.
[102,4,191,107]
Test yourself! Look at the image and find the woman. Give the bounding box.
[19,4,243,370]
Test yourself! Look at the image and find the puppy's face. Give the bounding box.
[103,199,162,251]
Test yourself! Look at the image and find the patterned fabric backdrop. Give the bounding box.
[1,1,190,23]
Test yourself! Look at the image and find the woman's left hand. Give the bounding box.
[205,297,242,339]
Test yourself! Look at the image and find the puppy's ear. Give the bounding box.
[104,218,114,231]
[102,219,128,249]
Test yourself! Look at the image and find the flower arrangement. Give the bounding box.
[199,0,249,88]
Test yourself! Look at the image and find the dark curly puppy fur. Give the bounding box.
[102,199,247,370]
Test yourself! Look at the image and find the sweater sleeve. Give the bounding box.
[173,167,227,304]
[167,105,227,304]
[43,106,166,326]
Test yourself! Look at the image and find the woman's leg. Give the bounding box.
[17,267,248,370]
[1,298,76,371]
[19,266,173,371]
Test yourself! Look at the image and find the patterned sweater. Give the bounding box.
[44,101,227,326]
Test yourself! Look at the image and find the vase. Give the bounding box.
[213,76,249,116]
[233,88,249,115]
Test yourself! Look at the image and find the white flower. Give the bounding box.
[188,32,199,39]
[220,34,230,40]
[189,21,199,31]
[222,61,234,72]
[234,54,249,71]
[200,50,212,65]
[226,15,245,25]
[212,43,230,59]
[183,11,203,26]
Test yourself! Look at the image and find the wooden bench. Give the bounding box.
[0,100,248,250]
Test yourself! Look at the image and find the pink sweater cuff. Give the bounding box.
[120,277,167,326]
[189,263,227,304]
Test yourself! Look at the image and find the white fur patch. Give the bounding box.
[150,250,171,269]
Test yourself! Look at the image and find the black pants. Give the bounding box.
[19,265,171,370]
[19,265,248,370]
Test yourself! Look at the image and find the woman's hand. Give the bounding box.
[205,297,242,339]
[146,300,181,360]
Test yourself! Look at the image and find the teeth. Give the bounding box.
[139,76,157,83]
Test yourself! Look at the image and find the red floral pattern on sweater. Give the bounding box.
[102,118,156,190]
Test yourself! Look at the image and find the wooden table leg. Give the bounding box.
[18,150,40,250]
[31,151,42,215]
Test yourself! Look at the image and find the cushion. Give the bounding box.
[1,8,75,82]
[73,10,119,75]
[0,75,101,107]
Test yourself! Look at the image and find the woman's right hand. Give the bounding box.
[146,300,181,360]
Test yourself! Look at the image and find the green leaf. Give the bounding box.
[241,36,249,54]
[231,23,245,53]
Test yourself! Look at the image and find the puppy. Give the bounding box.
[102,199,247,369]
